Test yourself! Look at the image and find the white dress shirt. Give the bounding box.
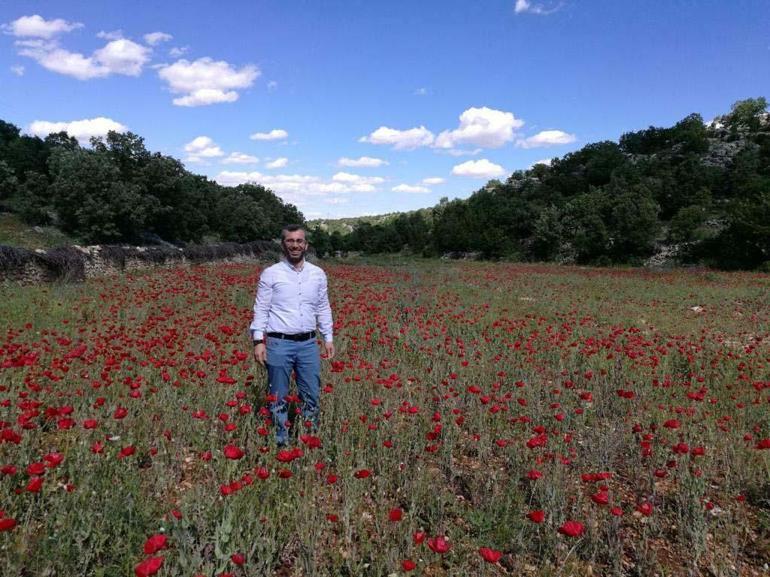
[249,259,334,342]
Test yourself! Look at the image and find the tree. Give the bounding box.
[722,97,768,132]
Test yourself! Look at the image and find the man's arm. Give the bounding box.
[250,269,273,365]
[317,271,335,359]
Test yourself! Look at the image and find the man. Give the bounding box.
[250,224,335,446]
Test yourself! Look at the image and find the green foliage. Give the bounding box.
[0,122,303,246]
[334,98,770,270]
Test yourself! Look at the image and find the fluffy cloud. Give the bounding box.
[10,65,24,76]
[158,57,259,106]
[15,37,150,80]
[422,177,445,185]
[265,157,288,169]
[143,31,172,45]
[514,0,560,15]
[214,170,384,200]
[392,184,430,194]
[27,116,127,143]
[221,152,259,165]
[434,106,524,149]
[530,158,554,167]
[517,129,576,148]
[250,129,288,141]
[184,136,224,162]
[338,156,388,168]
[2,14,82,39]
[451,159,506,178]
[359,125,434,150]
[92,39,151,76]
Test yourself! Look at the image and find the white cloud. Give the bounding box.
[10,65,24,76]
[413,87,428,96]
[158,57,259,106]
[27,116,127,144]
[514,0,561,15]
[332,172,385,186]
[451,159,506,178]
[222,152,259,165]
[338,156,388,168]
[265,157,288,169]
[2,14,83,39]
[93,39,150,76]
[144,31,172,45]
[393,184,430,194]
[530,158,553,167]
[15,37,150,80]
[422,177,445,185]
[96,30,123,41]
[359,125,434,150]
[250,129,288,141]
[434,106,524,149]
[184,136,224,162]
[517,129,576,148]
[215,170,385,201]
[169,46,188,57]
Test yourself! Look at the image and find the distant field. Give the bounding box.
[0,261,768,576]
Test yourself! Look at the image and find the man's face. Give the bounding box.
[282,230,307,264]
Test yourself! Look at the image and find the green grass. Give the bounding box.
[0,212,76,249]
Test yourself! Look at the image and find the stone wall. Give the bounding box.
[0,241,281,284]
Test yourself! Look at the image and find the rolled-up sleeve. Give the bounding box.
[317,271,333,342]
[249,269,273,340]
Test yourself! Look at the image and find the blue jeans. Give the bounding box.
[266,338,321,444]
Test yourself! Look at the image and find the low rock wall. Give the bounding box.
[0,241,281,284]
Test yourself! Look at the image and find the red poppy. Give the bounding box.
[134,556,164,577]
[0,518,16,532]
[388,508,403,522]
[527,510,545,523]
[427,535,451,553]
[401,559,416,571]
[479,547,503,563]
[558,520,585,537]
[143,534,168,555]
[231,552,245,566]
[223,445,244,460]
[354,469,371,479]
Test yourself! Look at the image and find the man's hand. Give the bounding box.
[324,341,335,359]
[253,343,267,366]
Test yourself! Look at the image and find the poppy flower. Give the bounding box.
[231,552,245,566]
[401,559,416,571]
[388,508,403,522]
[413,531,426,545]
[134,556,164,577]
[223,445,244,460]
[527,510,545,523]
[0,518,16,532]
[427,535,451,553]
[479,547,503,563]
[143,534,168,554]
[558,520,585,537]
[354,469,371,479]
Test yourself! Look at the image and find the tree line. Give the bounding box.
[0,125,302,244]
[311,98,770,270]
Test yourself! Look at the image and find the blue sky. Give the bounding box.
[2,1,769,220]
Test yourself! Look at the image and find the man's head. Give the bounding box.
[281,224,307,265]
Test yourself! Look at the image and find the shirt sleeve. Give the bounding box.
[316,270,334,342]
[249,268,273,341]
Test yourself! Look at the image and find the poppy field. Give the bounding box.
[0,260,769,576]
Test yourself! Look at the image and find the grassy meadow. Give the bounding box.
[0,260,769,576]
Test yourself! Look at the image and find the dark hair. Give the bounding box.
[281,224,306,240]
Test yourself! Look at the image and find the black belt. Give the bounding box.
[267,331,316,342]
